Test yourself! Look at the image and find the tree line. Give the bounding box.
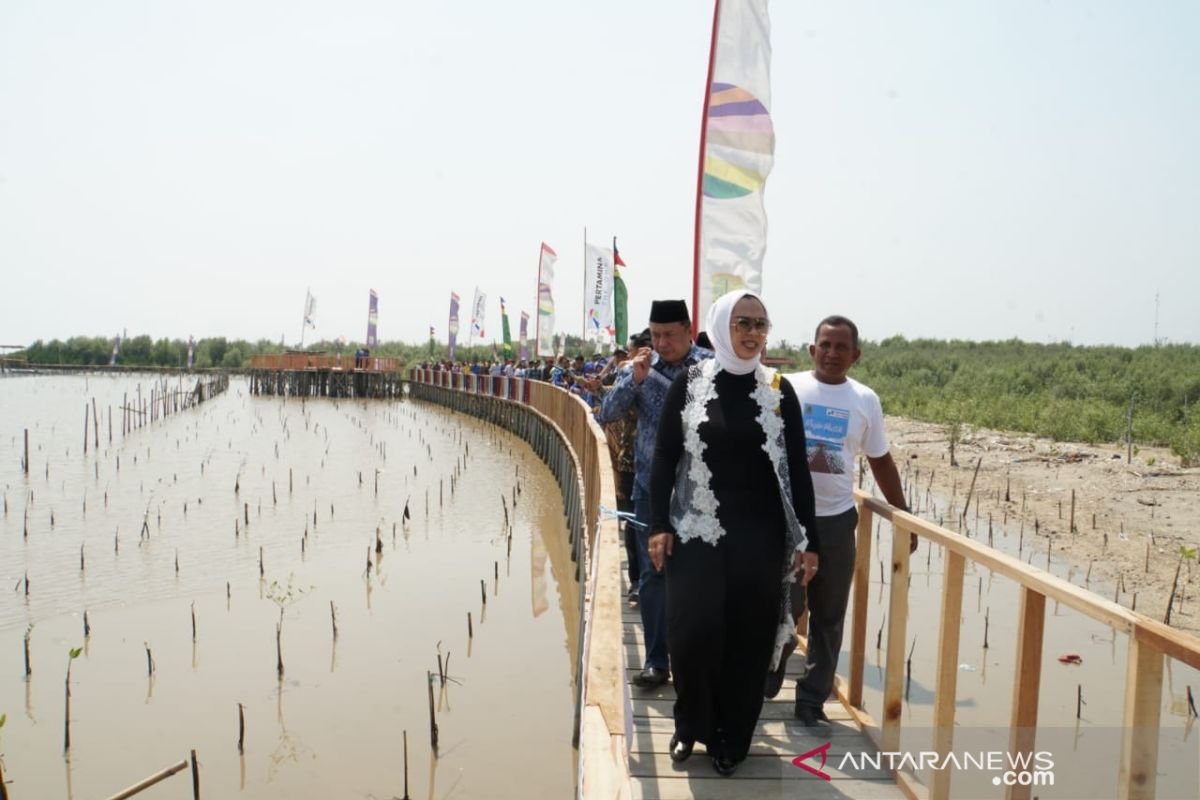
[10,334,1199,462]
[772,337,1200,464]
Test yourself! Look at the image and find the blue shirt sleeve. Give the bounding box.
[597,368,638,424]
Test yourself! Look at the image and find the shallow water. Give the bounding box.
[0,374,577,798]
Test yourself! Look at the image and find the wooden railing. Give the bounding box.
[406,369,629,799]
[844,491,1200,800]
[248,353,402,372]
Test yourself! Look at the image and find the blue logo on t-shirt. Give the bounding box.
[803,403,850,475]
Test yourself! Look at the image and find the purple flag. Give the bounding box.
[366,289,379,348]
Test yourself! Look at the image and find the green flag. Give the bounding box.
[613,238,629,346]
[613,267,628,347]
[500,298,513,358]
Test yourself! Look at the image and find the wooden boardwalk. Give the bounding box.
[621,572,907,800]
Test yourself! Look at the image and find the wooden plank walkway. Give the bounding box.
[621,571,907,800]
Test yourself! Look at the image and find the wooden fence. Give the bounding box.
[843,493,1200,800]
[248,354,401,372]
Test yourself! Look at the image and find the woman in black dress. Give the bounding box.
[648,290,818,776]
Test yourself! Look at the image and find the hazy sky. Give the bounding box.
[2,1,1197,350]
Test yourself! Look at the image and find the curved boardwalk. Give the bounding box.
[408,371,1200,800]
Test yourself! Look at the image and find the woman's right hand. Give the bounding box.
[649,532,674,571]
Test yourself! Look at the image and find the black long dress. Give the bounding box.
[649,368,816,762]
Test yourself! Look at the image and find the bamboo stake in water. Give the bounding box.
[104,759,190,800]
[402,730,411,800]
[427,672,439,751]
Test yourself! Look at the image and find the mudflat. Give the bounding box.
[883,416,1200,634]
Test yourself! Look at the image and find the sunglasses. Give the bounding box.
[731,316,771,335]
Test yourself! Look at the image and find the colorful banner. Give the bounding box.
[365,289,379,348]
[500,297,513,358]
[109,334,120,367]
[519,311,530,361]
[613,238,629,346]
[536,242,557,357]
[693,0,774,332]
[448,291,460,361]
[186,336,195,370]
[584,242,615,343]
[428,325,436,357]
[471,288,487,342]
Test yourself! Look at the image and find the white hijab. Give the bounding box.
[706,289,767,375]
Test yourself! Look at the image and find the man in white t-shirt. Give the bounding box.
[781,315,912,727]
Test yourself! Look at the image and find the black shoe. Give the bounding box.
[764,636,797,699]
[669,733,694,763]
[631,666,669,689]
[627,588,639,607]
[794,704,831,728]
[712,755,740,776]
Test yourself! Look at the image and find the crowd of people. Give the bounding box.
[421,291,911,778]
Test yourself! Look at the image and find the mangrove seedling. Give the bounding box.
[64,646,82,752]
[266,575,310,679]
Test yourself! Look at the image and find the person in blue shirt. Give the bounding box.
[597,299,712,689]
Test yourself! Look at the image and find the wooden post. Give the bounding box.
[1005,587,1046,800]
[848,503,873,707]
[190,749,200,799]
[23,428,29,474]
[1118,636,1163,800]
[929,549,965,800]
[881,518,912,752]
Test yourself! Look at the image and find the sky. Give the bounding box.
[1,0,1197,350]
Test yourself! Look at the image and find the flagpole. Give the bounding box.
[692,0,722,337]
[582,226,588,347]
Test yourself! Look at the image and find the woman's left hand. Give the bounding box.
[795,551,819,586]
[649,532,674,571]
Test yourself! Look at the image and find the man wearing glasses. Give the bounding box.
[598,299,712,689]
[779,315,911,726]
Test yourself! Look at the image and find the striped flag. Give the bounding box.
[693,0,774,333]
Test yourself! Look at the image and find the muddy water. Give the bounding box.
[850,473,1200,794]
[0,375,577,799]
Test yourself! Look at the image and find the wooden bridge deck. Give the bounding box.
[620,567,907,800]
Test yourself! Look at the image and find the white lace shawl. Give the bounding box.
[669,359,809,669]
